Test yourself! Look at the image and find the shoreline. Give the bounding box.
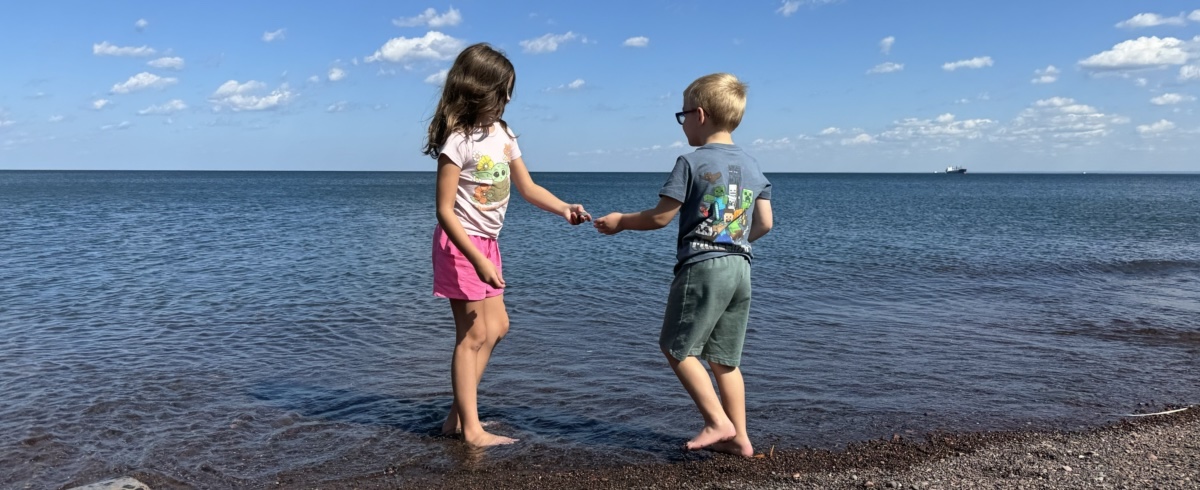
[322,404,1199,489]
[59,404,1198,489]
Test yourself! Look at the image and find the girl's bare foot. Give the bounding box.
[709,437,754,457]
[442,415,495,436]
[441,414,460,436]
[685,422,737,450]
[464,430,518,447]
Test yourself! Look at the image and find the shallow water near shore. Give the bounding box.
[2,171,1198,487]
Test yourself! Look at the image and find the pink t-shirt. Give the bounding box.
[439,123,522,238]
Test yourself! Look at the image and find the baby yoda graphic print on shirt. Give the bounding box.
[470,151,511,211]
[441,123,522,238]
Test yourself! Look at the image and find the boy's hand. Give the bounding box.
[593,212,624,235]
[471,257,506,289]
[564,204,591,225]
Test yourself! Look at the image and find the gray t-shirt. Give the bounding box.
[658,143,772,272]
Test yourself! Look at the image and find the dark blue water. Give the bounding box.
[2,171,1198,488]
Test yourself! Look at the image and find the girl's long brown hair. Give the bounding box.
[423,43,515,159]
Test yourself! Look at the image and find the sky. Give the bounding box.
[1,1,1199,173]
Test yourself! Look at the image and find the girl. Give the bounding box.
[424,43,590,447]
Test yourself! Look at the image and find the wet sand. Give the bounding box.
[325,405,1198,489]
[77,404,1198,489]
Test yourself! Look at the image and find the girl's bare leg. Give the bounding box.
[443,296,514,446]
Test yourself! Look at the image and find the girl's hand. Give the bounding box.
[564,204,591,226]
[471,257,506,289]
[593,212,623,235]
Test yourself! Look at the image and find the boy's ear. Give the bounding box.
[697,107,707,126]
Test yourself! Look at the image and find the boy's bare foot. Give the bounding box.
[709,437,754,457]
[685,422,737,450]
[464,430,518,447]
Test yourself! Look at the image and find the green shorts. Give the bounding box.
[660,255,752,367]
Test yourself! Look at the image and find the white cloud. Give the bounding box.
[308,75,321,84]
[841,133,876,145]
[262,29,286,42]
[1150,93,1196,105]
[880,36,895,54]
[1031,65,1060,84]
[328,67,347,82]
[48,115,65,123]
[1136,119,1176,134]
[366,31,465,63]
[1191,10,1200,22]
[943,56,994,71]
[878,113,996,145]
[546,79,586,91]
[1078,36,1192,71]
[137,99,187,115]
[424,69,448,85]
[1034,97,1097,114]
[100,121,132,131]
[110,72,178,94]
[147,56,184,70]
[520,32,578,54]
[1116,13,1187,28]
[327,101,348,113]
[669,141,685,148]
[777,1,801,16]
[1136,78,1149,87]
[867,62,904,74]
[92,99,110,110]
[623,36,650,48]
[393,7,462,28]
[93,41,156,57]
[776,0,840,16]
[209,80,295,111]
[1181,64,1200,81]
[819,127,841,135]
[1000,97,1128,144]
[134,19,148,31]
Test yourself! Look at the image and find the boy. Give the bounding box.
[594,73,773,457]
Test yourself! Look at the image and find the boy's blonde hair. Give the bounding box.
[683,73,747,132]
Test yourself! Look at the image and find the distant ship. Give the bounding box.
[944,166,967,174]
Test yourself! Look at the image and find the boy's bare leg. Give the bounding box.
[442,295,509,436]
[707,362,754,457]
[664,350,737,450]
[445,298,516,446]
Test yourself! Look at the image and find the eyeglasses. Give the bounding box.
[675,109,698,125]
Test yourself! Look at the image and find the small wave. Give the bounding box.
[930,258,1200,281]
[1091,259,1200,276]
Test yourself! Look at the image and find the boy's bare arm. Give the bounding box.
[747,198,773,242]
[594,197,682,234]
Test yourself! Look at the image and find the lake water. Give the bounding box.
[2,171,1198,488]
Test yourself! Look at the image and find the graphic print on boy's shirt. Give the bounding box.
[692,165,753,248]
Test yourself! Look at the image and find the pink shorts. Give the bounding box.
[432,225,504,301]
